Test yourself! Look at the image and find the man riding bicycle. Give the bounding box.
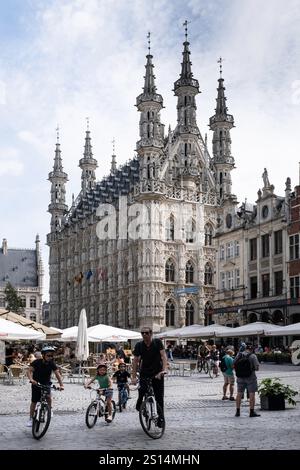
[26,346,64,427]
[131,327,168,427]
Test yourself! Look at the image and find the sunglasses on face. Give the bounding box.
[45,354,54,358]
[141,331,151,336]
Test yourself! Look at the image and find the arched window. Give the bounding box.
[30,297,36,308]
[166,299,175,326]
[185,261,194,284]
[20,296,26,307]
[186,219,196,243]
[165,259,175,282]
[248,312,258,323]
[204,301,214,326]
[146,292,151,308]
[204,263,213,285]
[204,224,213,246]
[272,310,284,325]
[0,297,5,308]
[165,215,174,241]
[185,300,194,326]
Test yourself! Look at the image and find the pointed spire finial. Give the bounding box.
[86,117,90,131]
[56,125,60,143]
[147,31,151,55]
[112,137,116,154]
[217,57,224,78]
[183,20,190,42]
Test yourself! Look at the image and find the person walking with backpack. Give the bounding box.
[221,349,235,401]
[234,342,260,417]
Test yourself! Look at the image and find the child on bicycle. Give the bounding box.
[84,363,113,423]
[113,362,131,399]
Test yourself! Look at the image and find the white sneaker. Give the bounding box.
[106,414,112,423]
[26,418,33,427]
[51,410,54,417]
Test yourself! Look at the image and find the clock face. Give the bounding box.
[262,205,269,219]
[226,213,232,228]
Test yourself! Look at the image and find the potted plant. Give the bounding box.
[258,377,298,410]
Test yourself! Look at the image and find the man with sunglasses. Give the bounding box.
[26,346,64,427]
[131,328,168,427]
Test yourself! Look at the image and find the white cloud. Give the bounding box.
[0,147,24,176]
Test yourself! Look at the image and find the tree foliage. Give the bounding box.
[4,283,24,314]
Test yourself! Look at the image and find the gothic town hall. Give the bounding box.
[47,34,237,331]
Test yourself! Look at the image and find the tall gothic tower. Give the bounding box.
[209,60,235,201]
[48,133,68,232]
[47,132,68,326]
[136,34,165,183]
[79,123,98,195]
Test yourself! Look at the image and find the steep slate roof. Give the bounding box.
[66,157,140,225]
[0,249,38,288]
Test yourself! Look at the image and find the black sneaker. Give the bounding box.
[249,411,260,417]
[235,410,240,417]
[136,401,141,412]
[157,417,164,428]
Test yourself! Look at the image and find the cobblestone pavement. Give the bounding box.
[0,364,299,450]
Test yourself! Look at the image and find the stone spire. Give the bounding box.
[136,33,165,183]
[209,59,235,201]
[110,138,117,174]
[173,21,200,136]
[79,119,98,195]
[48,128,68,232]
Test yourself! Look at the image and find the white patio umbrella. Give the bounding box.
[0,317,46,341]
[264,322,300,336]
[155,324,203,339]
[179,323,234,338]
[75,309,89,361]
[87,324,141,342]
[215,321,282,338]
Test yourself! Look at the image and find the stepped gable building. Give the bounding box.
[0,236,44,322]
[47,30,240,330]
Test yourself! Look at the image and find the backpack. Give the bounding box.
[234,354,252,378]
[220,356,228,373]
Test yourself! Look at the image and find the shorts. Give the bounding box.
[104,388,113,399]
[237,378,258,394]
[31,384,51,403]
[223,373,235,385]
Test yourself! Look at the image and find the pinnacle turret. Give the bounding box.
[48,130,68,232]
[209,60,235,201]
[173,22,200,137]
[79,121,98,195]
[136,33,164,159]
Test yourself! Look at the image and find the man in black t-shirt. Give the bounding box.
[26,346,64,427]
[131,327,168,425]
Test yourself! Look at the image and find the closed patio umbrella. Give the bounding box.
[75,309,89,361]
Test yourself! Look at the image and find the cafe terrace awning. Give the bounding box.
[0,317,46,341]
[215,321,282,337]
[0,309,61,339]
[264,321,300,336]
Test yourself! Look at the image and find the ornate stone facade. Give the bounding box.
[47,36,236,331]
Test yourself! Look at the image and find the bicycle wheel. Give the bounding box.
[32,403,51,440]
[122,389,128,409]
[139,398,165,439]
[85,401,98,428]
[197,359,203,373]
[118,390,122,413]
[203,360,209,374]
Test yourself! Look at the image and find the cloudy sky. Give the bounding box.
[0,0,300,300]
